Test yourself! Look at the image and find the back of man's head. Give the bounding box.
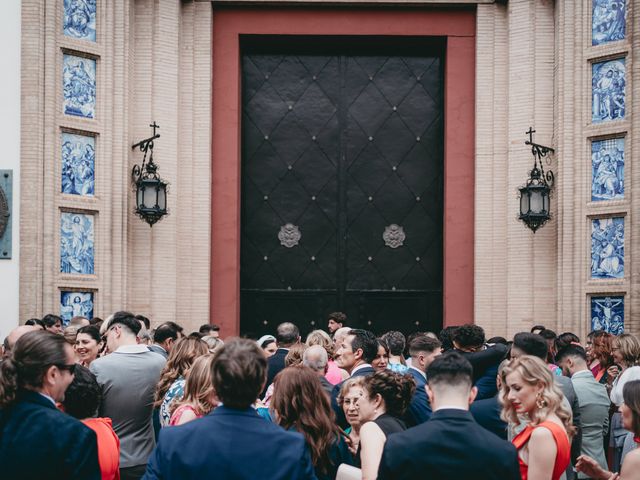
[3,325,39,357]
[427,351,473,392]
[42,314,63,329]
[555,344,588,365]
[438,326,459,351]
[382,331,406,356]
[512,332,548,361]
[212,338,267,409]
[452,324,485,350]
[276,322,300,347]
[199,323,220,335]
[409,335,442,356]
[348,329,378,364]
[154,322,181,345]
[302,345,328,373]
[108,311,142,337]
[135,315,151,330]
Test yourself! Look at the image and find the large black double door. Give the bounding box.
[240,37,444,337]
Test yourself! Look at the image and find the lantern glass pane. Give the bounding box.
[520,191,530,215]
[543,192,550,213]
[137,185,144,209]
[157,185,166,211]
[142,182,157,208]
[530,190,544,213]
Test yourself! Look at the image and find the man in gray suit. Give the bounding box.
[91,311,166,480]
[557,344,610,479]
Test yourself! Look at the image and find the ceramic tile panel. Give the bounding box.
[591,295,624,334]
[591,217,624,279]
[592,58,626,123]
[591,137,624,201]
[61,133,95,196]
[592,0,626,46]
[60,212,95,274]
[60,291,94,325]
[63,0,97,42]
[63,54,96,119]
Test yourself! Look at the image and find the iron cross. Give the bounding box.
[526,127,535,144]
[150,121,160,136]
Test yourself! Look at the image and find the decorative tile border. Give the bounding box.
[60,290,94,325]
[63,0,97,42]
[60,212,95,274]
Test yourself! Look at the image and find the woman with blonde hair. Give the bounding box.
[306,329,348,384]
[337,376,366,455]
[169,354,217,426]
[154,337,208,427]
[500,355,573,480]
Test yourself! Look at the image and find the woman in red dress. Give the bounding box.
[500,355,574,480]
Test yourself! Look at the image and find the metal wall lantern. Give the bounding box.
[518,127,555,233]
[131,122,168,227]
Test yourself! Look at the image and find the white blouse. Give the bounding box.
[610,365,640,406]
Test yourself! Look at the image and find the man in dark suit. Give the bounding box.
[0,330,100,480]
[262,322,300,396]
[470,360,509,440]
[378,352,520,480]
[143,338,316,480]
[147,321,183,359]
[404,334,441,426]
[331,329,377,428]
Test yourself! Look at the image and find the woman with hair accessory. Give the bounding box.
[257,335,277,357]
[501,355,573,480]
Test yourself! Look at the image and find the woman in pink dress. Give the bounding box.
[169,354,217,426]
[306,329,348,385]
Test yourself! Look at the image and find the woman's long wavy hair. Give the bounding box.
[271,366,340,476]
[169,354,216,417]
[154,337,208,406]
[500,355,575,439]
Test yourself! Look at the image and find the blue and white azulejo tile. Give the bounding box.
[591,295,624,335]
[62,133,95,196]
[60,291,94,325]
[63,54,96,119]
[591,138,624,202]
[592,58,625,123]
[60,212,95,275]
[591,217,624,279]
[592,0,626,46]
[63,0,97,42]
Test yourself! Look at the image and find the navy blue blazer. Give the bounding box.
[470,395,508,440]
[404,367,432,427]
[263,348,289,396]
[143,405,317,480]
[378,409,520,480]
[0,390,100,480]
[331,365,375,429]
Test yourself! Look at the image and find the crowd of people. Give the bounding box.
[1,311,640,480]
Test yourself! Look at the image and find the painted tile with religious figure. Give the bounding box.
[62,133,95,196]
[592,0,626,46]
[592,58,625,123]
[591,138,624,201]
[60,291,94,325]
[63,0,97,42]
[63,54,96,119]
[60,212,95,275]
[591,295,624,335]
[591,217,624,279]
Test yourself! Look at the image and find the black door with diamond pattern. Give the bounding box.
[240,37,444,337]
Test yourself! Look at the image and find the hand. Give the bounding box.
[576,455,611,480]
[608,365,620,380]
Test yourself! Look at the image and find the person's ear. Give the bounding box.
[354,348,364,362]
[468,386,478,405]
[426,384,434,405]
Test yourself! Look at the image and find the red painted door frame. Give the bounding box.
[211,7,475,336]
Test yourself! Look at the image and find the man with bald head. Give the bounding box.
[303,344,332,395]
[333,326,351,349]
[263,322,300,395]
[3,325,40,358]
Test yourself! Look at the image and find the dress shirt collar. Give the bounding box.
[571,369,593,379]
[37,392,56,406]
[152,344,167,354]
[434,405,467,412]
[351,363,372,375]
[115,344,152,354]
[409,365,427,379]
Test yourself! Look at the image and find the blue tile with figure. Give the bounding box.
[593,0,626,46]
[591,295,624,335]
[592,138,624,201]
[591,217,624,279]
[63,0,96,42]
[60,291,94,325]
[63,54,96,119]
[62,133,95,196]
[592,59,625,123]
[60,212,94,275]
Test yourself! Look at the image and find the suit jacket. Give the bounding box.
[263,348,289,396]
[143,406,317,480]
[470,395,508,440]
[556,374,583,464]
[0,390,101,480]
[331,365,375,429]
[571,370,610,478]
[147,344,169,359]
[378,409,520,480]
[404,367,432,427]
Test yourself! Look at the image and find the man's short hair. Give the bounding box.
[382,331,406,356]
[409,335,442,356]
[212,338,267,409]
[347,329,378,364]
[153,322,182,344]
[276,322,300,347]
[62,364,101,419]
[539,329,557,341]
[512,332,548,361]
[41,314,63,329]
[199,324,220,334]
[427,351,473,389]
[135,315,151,330]
[438,326,458,351]
[452,324,485,349]
[555,344,588,364]
[302,345,328,371]
[328,312,347,324]
[107,311,141,337]
[531,324,546,334]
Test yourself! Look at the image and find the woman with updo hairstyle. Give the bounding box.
[271,366,353,480]
[155,337,208,427]
[577,379,640,479]
[306,329,347,384]
[75,325,102,367]
[356,370,415,480]
[257,335,277,358]
[169,354,217,426]
[500,355,573,480]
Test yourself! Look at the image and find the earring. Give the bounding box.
[536,392,547,409]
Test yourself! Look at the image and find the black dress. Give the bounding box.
[355,413,407,466]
